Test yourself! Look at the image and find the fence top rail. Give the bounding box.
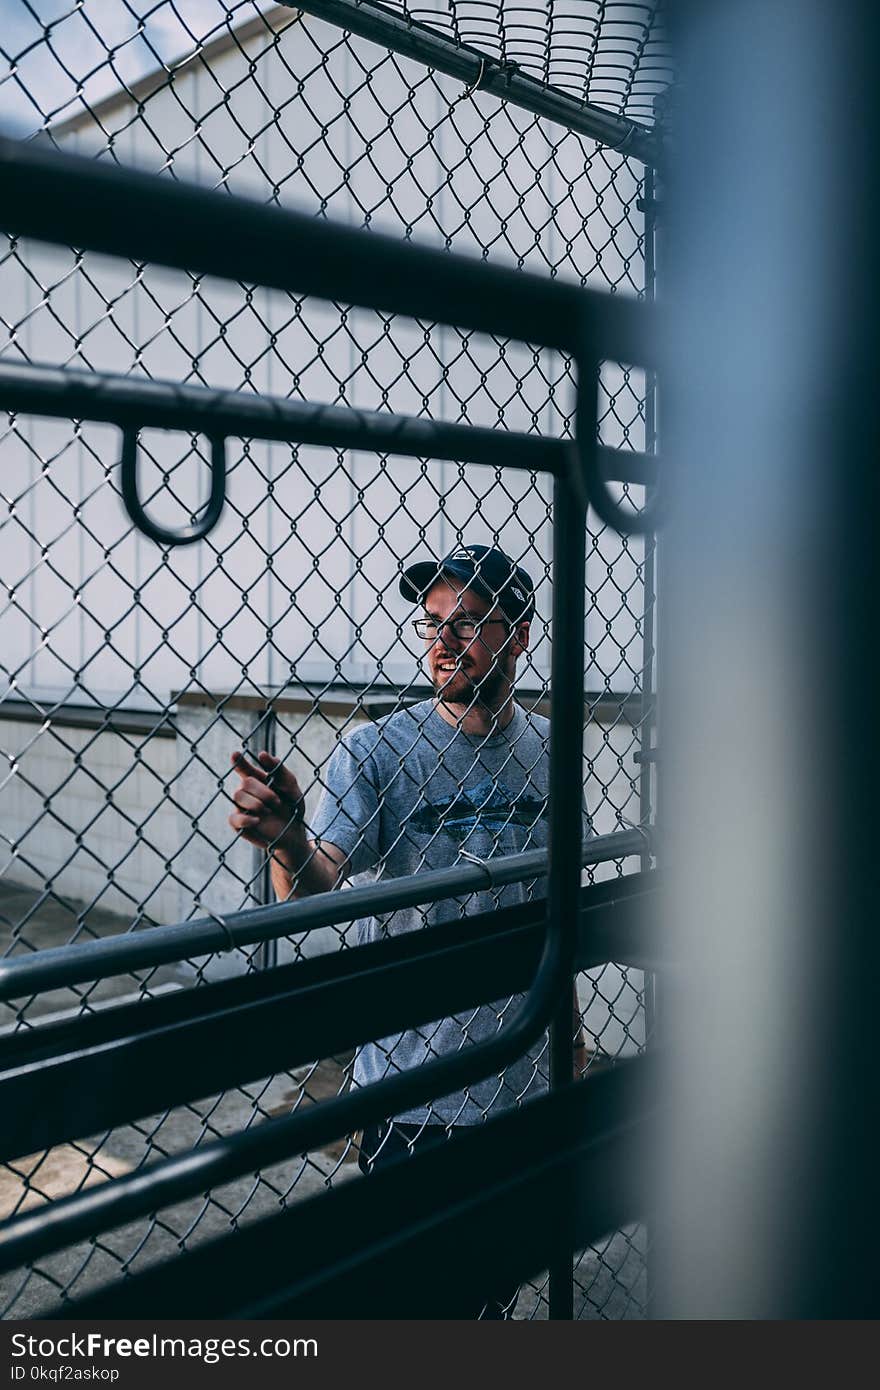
[0,828,648,1001]
[288,0,664,168]
[0,136,655,366]
[0,358,567,477]
[0,359,658,492]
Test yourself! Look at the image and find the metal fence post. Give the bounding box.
[546,451,589,1322]
[658,0,880,1317]
[255,704,278,970]
[637,158,660,1318]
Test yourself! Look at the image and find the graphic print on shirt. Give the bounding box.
[407,776,548,843]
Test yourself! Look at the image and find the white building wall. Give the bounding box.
[2,7,646,710]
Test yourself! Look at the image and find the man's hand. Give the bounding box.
[572,986,589,1080]
[228,749,306,866]
[229,749,348,900]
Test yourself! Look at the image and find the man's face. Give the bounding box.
[421,576,527,707]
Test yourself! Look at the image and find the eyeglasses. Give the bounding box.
[412,616,509,642]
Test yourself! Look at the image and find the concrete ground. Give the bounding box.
[0,880,161,1028]
[0,883,646,1319]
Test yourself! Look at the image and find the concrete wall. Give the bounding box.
[1,696,642,919]
[0,698,367,935]
[1,716,180,926]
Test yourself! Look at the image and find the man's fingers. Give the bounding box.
[259,751,295,791]
[230,750,267,782]
[233,778,278,811]
[228,811,271,846]
[258,754,304,808]
[231,750,300,803]
[232,789,274,815]
[232,778,282,811]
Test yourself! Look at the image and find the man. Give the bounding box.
[229,543,587,1317]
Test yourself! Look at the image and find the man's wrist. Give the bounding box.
[271,847,296,873]
[270,824,309,874]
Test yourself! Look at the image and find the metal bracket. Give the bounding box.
[120,426,227,546]
[577,322,664,537]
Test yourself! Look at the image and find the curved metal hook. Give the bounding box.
[120,427,227,546]
[576,349,663,537]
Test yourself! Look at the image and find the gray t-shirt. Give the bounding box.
[310,698,551,1125]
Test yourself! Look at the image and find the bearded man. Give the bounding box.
[229,543,587,1317]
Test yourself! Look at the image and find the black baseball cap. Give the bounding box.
[399,543,535,623]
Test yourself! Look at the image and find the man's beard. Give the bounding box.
[432,661,507,709]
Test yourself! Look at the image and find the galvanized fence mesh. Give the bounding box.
[0,0,658,1318]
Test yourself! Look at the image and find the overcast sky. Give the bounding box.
[0,0,273,135]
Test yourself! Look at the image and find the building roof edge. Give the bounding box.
[48,5,299,139]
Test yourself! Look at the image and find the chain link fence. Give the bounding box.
[0,0,663,1317]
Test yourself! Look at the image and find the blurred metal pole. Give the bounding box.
[639,162,660,1046]
[547,460,590,1323]
[657,0,880,1316]
[639,157,661,1320]
[548,998,574,1319]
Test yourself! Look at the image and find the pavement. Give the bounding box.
[0,880,160,1029]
